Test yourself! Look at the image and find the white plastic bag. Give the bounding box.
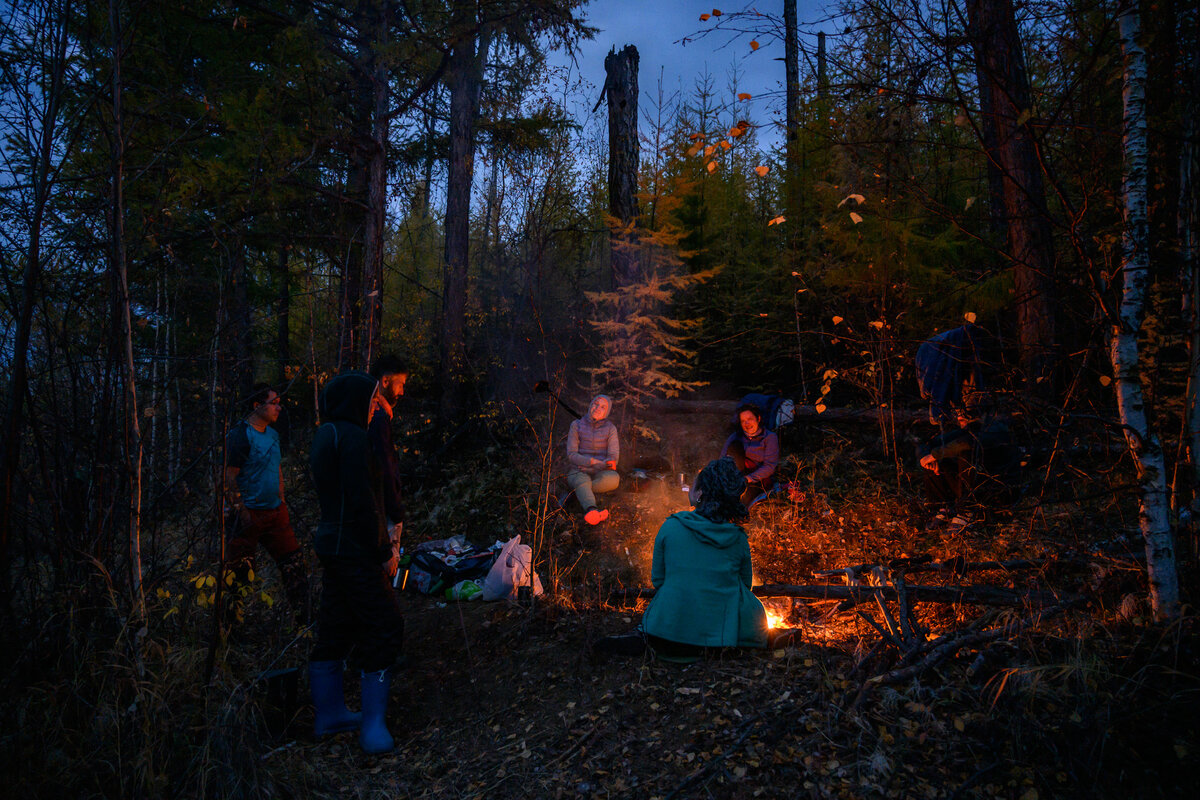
[481,535,544,602]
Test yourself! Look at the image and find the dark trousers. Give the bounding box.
[724,441,775,507]
[922,458,967,507]
[224,503,309,623]
[311,555,404,673]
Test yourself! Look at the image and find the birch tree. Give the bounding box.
[1114,2,1179,620]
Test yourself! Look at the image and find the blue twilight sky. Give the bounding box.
[557,1,841,148]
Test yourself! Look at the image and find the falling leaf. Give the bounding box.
[837,193,866,207]
[964,311,977,323]
[849,212,863,224]
[869,320,884,329]
[738,92,752,101]
[767,216,786,226]
[1099,375,1112,386]
[720,140,731,149]
[815,403,827,413]
[750,40,760,50]
[964,196,976,211]
[832,316,844,325]
[707,161,717,173]
[755,165,770,177]
[700,13,710,20]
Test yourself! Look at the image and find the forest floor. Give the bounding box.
[10,407,1200,799]
[248,411,1200,800]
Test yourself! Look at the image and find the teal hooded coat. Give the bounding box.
[641,511,769,648]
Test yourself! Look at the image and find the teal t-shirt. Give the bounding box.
[226,421,282,509]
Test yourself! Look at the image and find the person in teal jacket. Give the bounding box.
[640,457,769,660]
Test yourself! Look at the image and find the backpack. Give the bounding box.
[738,393,795,431]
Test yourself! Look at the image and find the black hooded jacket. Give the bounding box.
[310,372,389,561]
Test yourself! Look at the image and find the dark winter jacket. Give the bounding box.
[641,511,768,648]
[310,372,389,562]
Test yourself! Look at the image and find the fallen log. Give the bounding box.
[645,398,927,425]
[610,583,1080,608]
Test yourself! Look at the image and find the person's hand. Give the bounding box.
[605,460,617,471]
[920,454,939,474]
[385,552,399,578]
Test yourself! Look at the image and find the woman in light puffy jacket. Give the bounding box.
[566,394,619,525]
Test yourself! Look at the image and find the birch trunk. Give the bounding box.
[1115,4,1179,619]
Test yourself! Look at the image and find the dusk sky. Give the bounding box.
[559,1,841,149]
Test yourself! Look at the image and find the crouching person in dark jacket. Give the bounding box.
[308,371,403,754]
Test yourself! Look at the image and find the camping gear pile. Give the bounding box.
[397,534,544,602]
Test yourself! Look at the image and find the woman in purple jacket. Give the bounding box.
[567,394,620,525]
[719,403,779,508]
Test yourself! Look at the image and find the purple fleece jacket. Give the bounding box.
[720,429,779,483]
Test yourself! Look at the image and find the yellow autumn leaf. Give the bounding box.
[1099,375,1112,386]
[704,144,716,157]
[964,311,977,323]
[712,8,722,16]
[720,140,731,149]
[838,193,866,207]
[767,216,786,226]
[700,13,710,20]
[738,92,752,101]
[869,320,884,329]
[832,316,844,325]
[815,403,827,413]
[755,165,769,177]
[728,126,744,138]
[686,143,702,157]
[964,196,976,211]
[849,212,863,224]
[689,132,705,140]
[706,161,717,173]
[750,40,759,50]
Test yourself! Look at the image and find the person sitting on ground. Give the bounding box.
[566,394,619,525]
[917,392,1018,530]
[308,372,404,755]
[719,402,780,508]
[639,457,769,662]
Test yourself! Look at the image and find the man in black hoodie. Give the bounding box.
[307,371,402,755]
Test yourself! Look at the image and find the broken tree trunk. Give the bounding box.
[605,44,639,288]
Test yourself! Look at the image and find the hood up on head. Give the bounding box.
[319,371,378,429]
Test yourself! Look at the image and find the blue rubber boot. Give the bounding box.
[359,668,394,754]
[308,660,361,737]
